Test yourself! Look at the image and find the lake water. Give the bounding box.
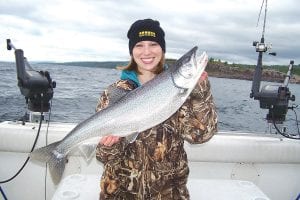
[0,62,299,134]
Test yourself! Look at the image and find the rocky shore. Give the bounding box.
[206,62,300,84]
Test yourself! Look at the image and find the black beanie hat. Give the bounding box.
[127,18,165,54]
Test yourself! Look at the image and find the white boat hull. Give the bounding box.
[0,121,299,200]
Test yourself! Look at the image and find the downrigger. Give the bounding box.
[6,39,56,121]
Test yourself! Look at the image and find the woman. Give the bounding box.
[95,18,218,199]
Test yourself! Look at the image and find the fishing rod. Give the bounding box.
[250,0,299,139]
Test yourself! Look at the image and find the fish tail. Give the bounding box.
[30,141,67,184]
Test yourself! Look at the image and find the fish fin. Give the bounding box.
[78,142,97,163]
[125,132,139,143]
[30,141,67,184]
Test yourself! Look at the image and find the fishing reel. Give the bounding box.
[6,39,56,113]
[253,40,276,55]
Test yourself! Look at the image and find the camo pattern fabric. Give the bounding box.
[95,78,218,200]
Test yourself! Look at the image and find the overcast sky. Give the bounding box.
[1,0,299,65]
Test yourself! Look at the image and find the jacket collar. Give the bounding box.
[120,64,168,88]
[120,70,141,87]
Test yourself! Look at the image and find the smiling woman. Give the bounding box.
[94,18,218,199]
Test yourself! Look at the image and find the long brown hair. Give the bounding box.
[118,54,165,75]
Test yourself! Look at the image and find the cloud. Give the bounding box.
[1,0,299,65]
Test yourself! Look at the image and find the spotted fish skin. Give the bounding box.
[30,46,208,184]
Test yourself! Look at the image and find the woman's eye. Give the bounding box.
[135,44,143,48]
[150,42,158,46]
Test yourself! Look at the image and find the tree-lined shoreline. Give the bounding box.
[165,59,300,84]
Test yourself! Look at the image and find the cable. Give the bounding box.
[291,105,300,137]
[273,122,300,140]
[272,105,300,140]
[256,0,265,27]
[0,185,8,200]
[44,99,52,200]
[0,100,44,184]
[256,0,268,38]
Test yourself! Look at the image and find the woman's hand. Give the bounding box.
[100,135,121,146]
[198,71,208,85]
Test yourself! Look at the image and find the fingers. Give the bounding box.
[100,135,121,146]
[200,71,208,81]
[198,71,208,86]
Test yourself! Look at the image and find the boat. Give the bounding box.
[0,120,299,200]
[1,1,299,199]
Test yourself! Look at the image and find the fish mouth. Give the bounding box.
[195,50,208,69]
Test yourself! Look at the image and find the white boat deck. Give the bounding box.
[52,174,270,200]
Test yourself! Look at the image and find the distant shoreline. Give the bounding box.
[165,59,300,84]
[205,62,300,84]
[2,60,299,84]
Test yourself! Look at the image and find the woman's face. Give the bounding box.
[132,41,163,73]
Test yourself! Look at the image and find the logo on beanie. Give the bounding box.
[139,31,156,38]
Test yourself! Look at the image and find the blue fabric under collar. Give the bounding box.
[120,70,141,87]
[120,65,168,87]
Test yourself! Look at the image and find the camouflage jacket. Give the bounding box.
[95,77,218,200]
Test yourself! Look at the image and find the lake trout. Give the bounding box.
[30,46,208,183]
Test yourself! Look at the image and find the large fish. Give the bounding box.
[30,46,208,183]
